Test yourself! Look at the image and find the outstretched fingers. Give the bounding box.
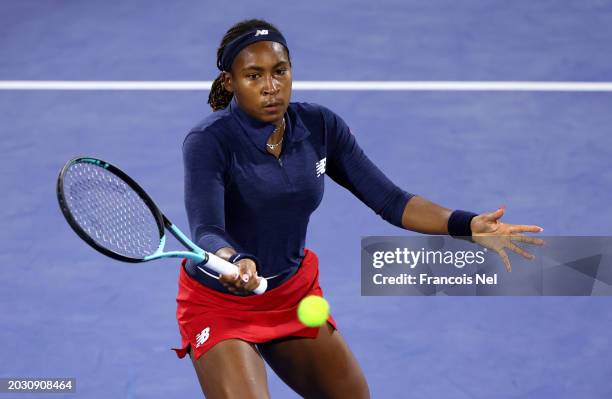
[506,241,534,260]
[510,234,545,246]
[508,224,544,234]
[495,248,512,272]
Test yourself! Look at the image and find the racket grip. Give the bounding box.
[253,277,268,295]
[204,252,268,295]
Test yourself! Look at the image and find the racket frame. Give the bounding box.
[57,157,167,263]
[57,156,266,293]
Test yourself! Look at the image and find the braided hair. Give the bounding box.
[208,19,290,111]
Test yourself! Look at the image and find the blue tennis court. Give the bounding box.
[1,1,611,397]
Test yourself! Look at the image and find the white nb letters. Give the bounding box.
[195,327,210,348]
[255,30,269,36]
[315,157,327,177]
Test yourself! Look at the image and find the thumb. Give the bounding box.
[485,207,505,222]
[238,263,251,283]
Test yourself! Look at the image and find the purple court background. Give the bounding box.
[1,1,612,398]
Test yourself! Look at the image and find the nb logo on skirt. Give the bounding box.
[196,327,210,348]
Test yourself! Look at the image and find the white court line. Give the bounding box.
[1,80,612,91]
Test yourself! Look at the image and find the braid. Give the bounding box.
[208,73,233,111]
[207,19,290,111]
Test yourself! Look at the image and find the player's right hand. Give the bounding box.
[219,258,262,295]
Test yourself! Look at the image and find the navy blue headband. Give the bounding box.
[218,28,289,72]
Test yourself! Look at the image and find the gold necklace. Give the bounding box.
[266,118,286,150]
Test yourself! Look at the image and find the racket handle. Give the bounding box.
[204,252,268,295]
[252,276,268,295]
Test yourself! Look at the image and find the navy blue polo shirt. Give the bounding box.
[183,98,413,292]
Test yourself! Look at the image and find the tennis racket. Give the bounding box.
[56,156,267,294]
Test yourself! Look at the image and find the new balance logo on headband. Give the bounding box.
[255,29,269,36]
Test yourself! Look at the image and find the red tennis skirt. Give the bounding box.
[172,248,337,361]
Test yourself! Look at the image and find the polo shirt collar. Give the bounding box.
[230,97,310,153]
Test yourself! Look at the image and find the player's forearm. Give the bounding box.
[400,195,453,235]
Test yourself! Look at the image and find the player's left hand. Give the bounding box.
[470,206,545,272]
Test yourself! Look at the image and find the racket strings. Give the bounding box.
[62,163,160,258]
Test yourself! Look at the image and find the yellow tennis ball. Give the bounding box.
[297,295,329,327]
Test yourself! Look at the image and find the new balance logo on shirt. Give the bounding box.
[315,157,327,177]
[255,30,269,36]
[195,327,210,348]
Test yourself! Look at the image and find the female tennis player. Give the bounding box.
[173,19,544,398]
